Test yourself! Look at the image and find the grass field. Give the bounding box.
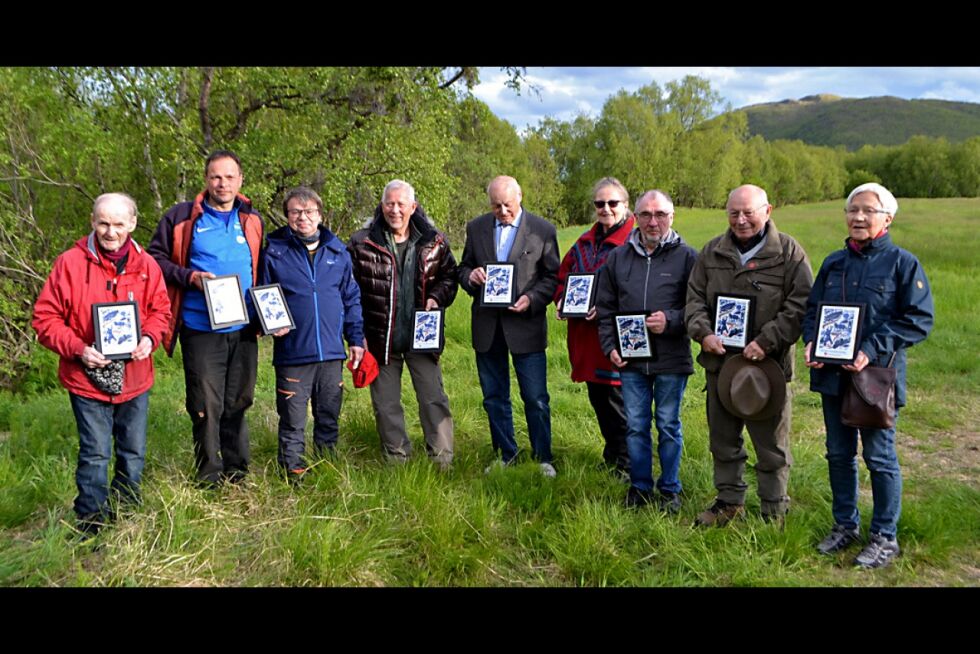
[1,198,978,587]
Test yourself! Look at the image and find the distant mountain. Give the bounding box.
[737,95,980,149]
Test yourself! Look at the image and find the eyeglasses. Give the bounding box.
[845,207,890,217]
[636,211,673,222]
[727,204,768,220]
[287,208,320,218]
[593,199,624,209]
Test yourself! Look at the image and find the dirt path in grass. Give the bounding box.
[899,418,980,490]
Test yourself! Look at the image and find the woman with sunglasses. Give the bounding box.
[554,177,635,478]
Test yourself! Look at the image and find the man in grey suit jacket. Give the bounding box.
[458,176,561,477]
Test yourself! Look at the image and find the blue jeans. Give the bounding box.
[475,331,552,464]
[69,391,149,519]
[620,371,688,494]
[822,393,902,539]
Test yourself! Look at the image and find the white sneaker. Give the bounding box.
[539,462,557,478]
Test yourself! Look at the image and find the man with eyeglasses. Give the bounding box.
[149,149,264,486]
[458,175,561,477]
[261,186,364,480]
[685,184,813,527]
[595,190,697,512]
[347,180,457,469]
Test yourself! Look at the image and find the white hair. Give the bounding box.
[92,192,137,218]
[383,179,415,203]
[847,182,898,216]
[486,176,522,198]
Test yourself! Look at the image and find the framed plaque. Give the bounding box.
[92,301,141,360]
[813,302,865,365]
[559,273,597,319]
[249,283,296,335]
[203,274,250,330]
[481,262,516,308]
[615,312,656,360]
[410,309,445,354]
[713,293,755,351]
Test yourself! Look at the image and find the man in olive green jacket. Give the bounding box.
[685,184,813,526]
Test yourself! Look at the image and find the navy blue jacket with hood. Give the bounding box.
[259,225,364,366]
[802,232,933,407]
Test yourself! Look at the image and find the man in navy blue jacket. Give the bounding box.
[259,187,364,478]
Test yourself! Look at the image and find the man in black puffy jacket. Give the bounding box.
[347,180,458,469]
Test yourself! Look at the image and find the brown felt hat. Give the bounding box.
[717,356,786,421]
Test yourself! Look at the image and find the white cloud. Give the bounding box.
[921,81,980,104]
[473,67,980,133]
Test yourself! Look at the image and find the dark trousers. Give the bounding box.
[475,322,552,464]
[585,381,629,471]
[275,360,343,470]
[180,326,257,482]
[705,370,793,515]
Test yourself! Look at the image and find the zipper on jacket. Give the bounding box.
[643,254,652,374]
[418,234,445,308]
[309,246,324,362]
[365,239,397,363]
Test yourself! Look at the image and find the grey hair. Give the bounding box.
[592,177,629,204]
[635,189,674,212]
[282,186,324,217]
[383,179,416,203]
[847,182,898,216]
[92,192,137,218]
[728,184,769,206]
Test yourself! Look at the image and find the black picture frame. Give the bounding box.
[480,262,516,308]
[813,302,865,365]
[559,272,597,319]
[92,301,141,360]
[615,312,656,360]
[410,309,446,354]
[202,274,250,331]
[713,293,756,351]
[249,283,296,335]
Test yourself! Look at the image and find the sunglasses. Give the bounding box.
[593,200,623,209]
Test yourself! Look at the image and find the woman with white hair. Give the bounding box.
[802,182,934,569]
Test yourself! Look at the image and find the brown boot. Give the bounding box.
[693,499,745,527]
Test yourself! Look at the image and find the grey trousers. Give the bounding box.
[705,371,793,515]
[274,360,343,470]
[369,352,454,465]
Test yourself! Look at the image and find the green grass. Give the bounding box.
[0,198,978,586]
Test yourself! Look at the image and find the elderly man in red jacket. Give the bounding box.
[33,192,172,536]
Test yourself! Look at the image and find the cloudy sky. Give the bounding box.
[473,67,980,133]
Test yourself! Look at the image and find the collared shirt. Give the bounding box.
[495,209,523,261]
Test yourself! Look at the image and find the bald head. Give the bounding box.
[487,175,523,225]
[487,175,522,198]
[727,184,768,208]
[726,184,772,243]
[91,192,138,252]
[93,193,137,221]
